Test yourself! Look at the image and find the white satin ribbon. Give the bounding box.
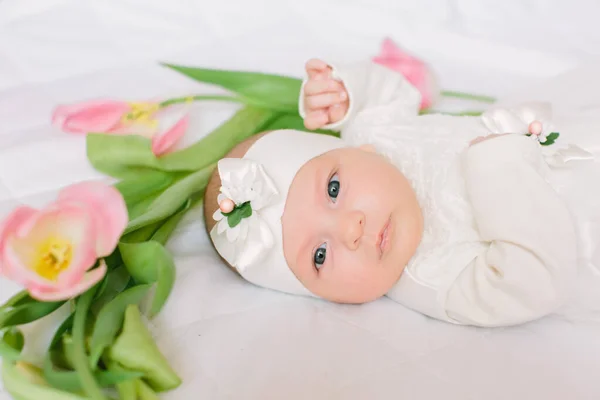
[210,158,279,272]
[481,101,595,167]
[482,101,554,138]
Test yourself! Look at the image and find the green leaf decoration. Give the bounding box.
[89,284,152,367]
[0,299,65,330]
[162,64,302,113]
[119,242,176,317]
[525,131,560,146]
[107,305,181,392]
[223,201,252,228]
[541,131,560,146]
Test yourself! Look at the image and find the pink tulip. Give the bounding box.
[0,182,128,301]
[52,100,189,156]
[372,38,439,110]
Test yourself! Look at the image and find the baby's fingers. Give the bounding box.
[305,91,347,110]
[304,110,328,130]
[305,59,330,78]
[304,79,345,96]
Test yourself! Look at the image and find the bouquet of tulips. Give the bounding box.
[0,39,494,400]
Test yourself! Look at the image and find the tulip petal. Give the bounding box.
[373,38,437,110]
[29,261,107,302]
[52,100,131,134]
[58,182,128,257]
[379,37,405,61]
[0,207,38,273]
[3,205,97,291]
[151,106,189,156]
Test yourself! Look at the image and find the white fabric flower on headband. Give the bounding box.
[210,158,279,272]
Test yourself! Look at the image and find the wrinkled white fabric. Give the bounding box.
[299,60,600,327]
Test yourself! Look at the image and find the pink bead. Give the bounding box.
[528,120,543,136]
[219,198,235,213]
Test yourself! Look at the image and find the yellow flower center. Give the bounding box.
[35,238,73,281]
[121,102,160,130]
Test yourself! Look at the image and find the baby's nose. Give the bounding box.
[339,210,365,250]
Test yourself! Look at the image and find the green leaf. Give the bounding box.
[49,313,75,349]
[71,287,107,400]
[136,379,160,400]
[115,170,175,206]
[0,327,24,361]
[2,359,89,400]
[162,64,302,112]
[223,201,253,228]
[262,112,339,137]
[0,299,65,330]
[150,197,193,245]
[239,201,252,218]
[87,107,277,176]
[86,134,160,179]
[119,242,176,317]
[158,106,278,171]
[104,361,138,400]
[89,284,152,367]
[124,166,213,234]
[90,265,132,315]
[226,209,242,228]
[120,223,162,244]
[42,355,143,393]
[541,131,560,146]
[107,305,181,392]
[1,291,34,309]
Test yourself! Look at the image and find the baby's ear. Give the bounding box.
[358,144,377,153]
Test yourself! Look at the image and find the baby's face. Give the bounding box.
[281,145,424,303]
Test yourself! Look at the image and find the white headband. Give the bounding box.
[209,129,345,295]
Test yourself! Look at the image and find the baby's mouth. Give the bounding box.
[377,217,391,259]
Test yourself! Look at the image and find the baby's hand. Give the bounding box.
[303,59,349,130]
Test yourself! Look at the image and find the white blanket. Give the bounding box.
[1,1,600,399]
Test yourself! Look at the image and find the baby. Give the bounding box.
[204,58,598,327]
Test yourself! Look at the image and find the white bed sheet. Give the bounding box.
[1,1,600,399]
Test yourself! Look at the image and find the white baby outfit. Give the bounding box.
[299,60,600,327]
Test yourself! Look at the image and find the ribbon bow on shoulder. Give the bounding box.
[481,101,595,167]
[481,101,558,144]
[210,158,279,272]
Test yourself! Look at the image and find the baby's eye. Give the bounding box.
[327,174,340,201]
[314,243,327,269]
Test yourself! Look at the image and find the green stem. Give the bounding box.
[441,90,496,103]
[72,287,107,400]
[159,94,243,107]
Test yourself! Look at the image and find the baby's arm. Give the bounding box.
[299,58,422,134]
[444,134,578,327]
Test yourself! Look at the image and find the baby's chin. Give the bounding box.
[311,270,405,305]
